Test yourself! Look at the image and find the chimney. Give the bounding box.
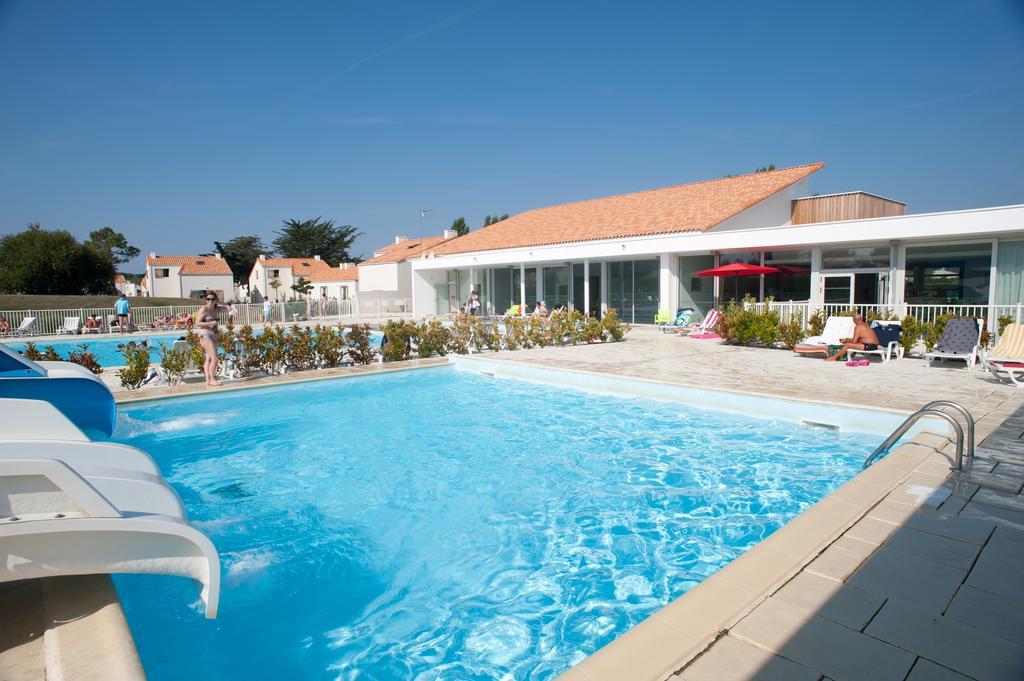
[395,235,408,244]
[314,255,321,261]
[340,262,352,270]
[443,229,458,240]
[259,254,267,261]
[149,252,156,258]
[215,253,223,259]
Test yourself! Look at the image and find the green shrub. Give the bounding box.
[866,307,897,322]
[502,316,528,350]
[807,309,827,337]
[381,319,415,362]
[580,315,605,343]
[117,343,150,390]
[234,324,262,376]
[414,320,450,357]
[157,341,189,385]
[345,324,377,365]
[184,329,206,369]
[258,325,288,374]
[67,344,102,375]
[40,345,62,361]
[21,342,41,361]
[314,324,346,368]
[777,311,805,348]
[601,308,629,341]
[448,318,472,354]
[468,316,501,352]
[755,307,780,346]
[547,308,575,345]
[998,314,1014,336]
[527,316,552,347]
[285,324,317,371]
[899,315,924,357]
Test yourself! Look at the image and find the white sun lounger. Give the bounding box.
[56,316,81,335]
[0,399,221,618]
[12,316,37,337]
[793,316,856,357]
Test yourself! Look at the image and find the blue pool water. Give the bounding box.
[112,366,882,680]
[2,329,382,368]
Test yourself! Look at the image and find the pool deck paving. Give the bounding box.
[484,328,1024,681]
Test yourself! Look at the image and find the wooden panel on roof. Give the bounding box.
[791,192,906,225]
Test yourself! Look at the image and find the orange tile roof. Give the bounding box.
[428,163,824,256]
[255,257,338,278]
[361,236,453,264]
[146,254,233,275]
[311,266,359,282]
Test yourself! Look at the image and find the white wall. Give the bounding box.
[711,178,808,232]
[180,275,236,301]
[148,265,182,298]
[359,263,399,292]
[249,264,297,301]
[412,269,448,317]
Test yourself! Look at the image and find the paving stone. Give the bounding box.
[959,502,1024,532]
[897,510,994,545]
[982,525,1024,569]
[880,527,981,570]
[965,544,1024,602]
[972,487,1024,512]
[772,571,885,630]
[946,584,1024,644]
[866,600,1024,681]
[845,547,966,612]
[956,469,1024,494]
[676,635,818,681]
[804,535,878,582]
[845,516,898,545]
[0,634,45,681]
[905,658,975,681]
[731,597,915,681]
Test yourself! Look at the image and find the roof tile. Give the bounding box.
[146,255,233,276]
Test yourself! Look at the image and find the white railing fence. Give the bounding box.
[746,301,1024,340]
[0,297,404,337]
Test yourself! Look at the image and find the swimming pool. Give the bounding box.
[2,328,383,368]
[112,365,884,680]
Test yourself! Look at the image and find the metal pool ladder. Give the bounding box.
[863,400,975,471]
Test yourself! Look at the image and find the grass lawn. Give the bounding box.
[0,294,196,311]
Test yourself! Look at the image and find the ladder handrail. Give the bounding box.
[864,409,966,471]
[919,400,974,460]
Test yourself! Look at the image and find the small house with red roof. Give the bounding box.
[247,254,354,303]
[145,253,234,301]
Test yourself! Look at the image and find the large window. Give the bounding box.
[764,249,811,301]
[822,246,890,269]
[904,242,991,305]
[542,265,570,310]
[493,268,513,314]
[678,255,714,315]
[997,241,1024,306]
[719,251,760,301]
[608,259,659,324]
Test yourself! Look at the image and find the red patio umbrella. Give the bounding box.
[694,263,780,302]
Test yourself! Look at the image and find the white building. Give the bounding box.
[358,232,458,313]
[144,253,235,301]
[310,262,360,312]
[114,274,139,297]
[406,162,1024,327]
[247,255,342,302]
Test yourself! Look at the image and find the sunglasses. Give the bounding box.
[206,297,216,301]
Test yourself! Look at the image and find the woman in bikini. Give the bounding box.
[196,292,226,386]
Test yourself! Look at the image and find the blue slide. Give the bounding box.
[0,343,117,437]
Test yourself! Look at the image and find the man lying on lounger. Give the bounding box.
[826,315,879,361]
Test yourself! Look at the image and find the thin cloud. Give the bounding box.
[344,1,497,73]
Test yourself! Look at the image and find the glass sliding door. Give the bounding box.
[904,242,992,304]
[823,274,854,306]
[572,263,585,311]
[543,265,570,310]
[607,259,660,323]
[493,268,513,315]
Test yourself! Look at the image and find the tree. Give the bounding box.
[450,217,469,237]
[85,226,140,266]
[272,217,361,266]
[215,235,268,285]
[483,214,509,227]
[755,164,777,173]
[268,277,282,301]
[290,276,313,299]
[0,223,115,294]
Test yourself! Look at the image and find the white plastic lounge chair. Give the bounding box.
[156,339,202,384]
[660,308,695,333]
[983,323,1024,387]
[678,309,719,336]
[57,316,82,335]
[0,398,221,618]
[12,317,37,337]
[847,321,904,364]
[923,317,982,370]
[0,343,117,436]
[793,316,856,357]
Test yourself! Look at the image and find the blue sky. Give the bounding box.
[1,0,1022,271]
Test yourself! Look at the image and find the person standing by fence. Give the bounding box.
[114,294,131,334]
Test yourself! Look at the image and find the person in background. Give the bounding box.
[114,294,131,334]
[467,290,481,316]
[826,314,880,361]
[321,293,329,316]
[533,300,549,317]
[0,317,9,336]
[263,296,272,324]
